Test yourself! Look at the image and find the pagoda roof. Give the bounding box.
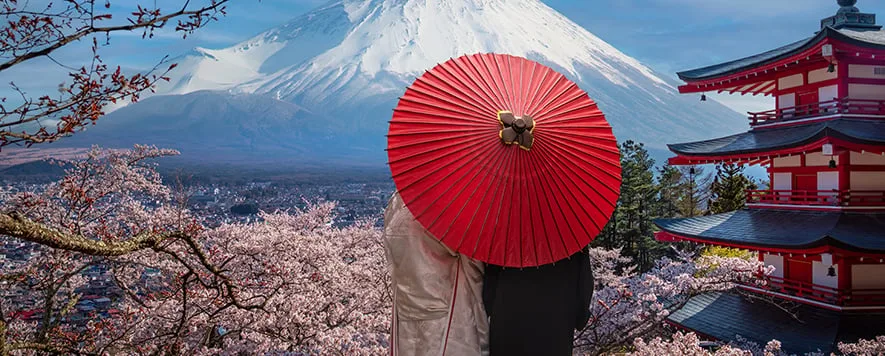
[668,292,885,354]
[668,119,885,159]
[653,209,885,252]
[677,27,885,82]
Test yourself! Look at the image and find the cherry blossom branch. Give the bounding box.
[0,0,230,71]
[0,212,184,256]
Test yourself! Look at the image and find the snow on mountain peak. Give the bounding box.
[142,0,745,161]
[160,0,671,101]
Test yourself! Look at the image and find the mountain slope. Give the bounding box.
[117,0,746,165]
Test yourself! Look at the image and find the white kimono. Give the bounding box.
[383,193,489,356]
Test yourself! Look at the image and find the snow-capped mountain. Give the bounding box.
[68,0,748,166]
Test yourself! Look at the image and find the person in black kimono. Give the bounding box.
[482,246,594,355]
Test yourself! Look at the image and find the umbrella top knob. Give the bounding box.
[497,111,535,151]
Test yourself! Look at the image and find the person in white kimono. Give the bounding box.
[382,192,490,356]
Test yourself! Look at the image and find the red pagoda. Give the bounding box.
[654,1,885,353]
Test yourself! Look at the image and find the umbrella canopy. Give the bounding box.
[387,53,621,268]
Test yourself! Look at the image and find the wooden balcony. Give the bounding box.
[746,189,885,208]
[748,98,885,126]
[750,276,885,308]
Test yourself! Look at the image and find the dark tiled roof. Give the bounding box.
[654,209,885,252]
[669,292,885,354]
[668,119,885,157]
[678,27,885,81]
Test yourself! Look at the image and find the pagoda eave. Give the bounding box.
[677,27,885,94]
[667,292,885,355]
[665,119,885,166]
[653,209,885,255]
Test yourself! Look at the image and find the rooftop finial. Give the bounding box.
[837,0,859,14]
[821,0,880,31]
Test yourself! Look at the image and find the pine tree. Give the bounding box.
[708,163,758,214]
[677,165,712,217]
[656,165,683,218]
[594,141,667,271]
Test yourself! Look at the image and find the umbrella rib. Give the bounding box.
[534,103,604,124]
[387,132,491,166]
[458,55,504,111]
[531,85,587,120]
[538,131,620,164]
[539,133,623,186]
[387,128,498,137]
[531,143,600,250]
[524,150,556,264]
[478,54,511,111]
[523,62,548,117]
[493,55,514,113]
[387,130,489,151]
[483,147,516,265]
[537,139,621,212]
[515,146,536,266]
[527,145,573,263]
[397,94,492,124]
[525,74,565,121]
[414,74,498,120]
[391,138,492,191]
[438,60,500,115]
[419,140,500,232]
[465,54,508,111]
[443,143,509,252]
[467,144,512,258]
[509,139,522,267]
[534,140,618,232]
[515,56,525,116]
[390,115,490,128]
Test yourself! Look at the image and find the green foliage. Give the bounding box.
[708,163,758,214]
[655,165,682,218]
[701,245,755,260]
[676,165,712,217]
[595,141,669,271]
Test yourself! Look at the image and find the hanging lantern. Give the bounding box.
[700,93,707,101]
[827,266,837,277]
[829,159,837,168]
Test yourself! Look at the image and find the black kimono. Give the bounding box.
[482,248,594,356]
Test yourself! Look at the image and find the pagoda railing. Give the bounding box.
[752,276,885,307]
[746,189,885,207]
[748,97,885,126]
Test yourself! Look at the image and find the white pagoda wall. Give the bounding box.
[849,152,885,191]
[763,253,784,278]
[852,264,885,290]
[813,261,839,290]
[848,84,885,100]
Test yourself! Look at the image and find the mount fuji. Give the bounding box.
[54,0,747,168]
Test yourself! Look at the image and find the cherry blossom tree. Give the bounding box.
[2,146,878,355]
[0,145,389,355]
[0,0,235,148]
[574,248,772,354]
[630,332,885,356]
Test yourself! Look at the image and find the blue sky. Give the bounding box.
[7,0,885,114]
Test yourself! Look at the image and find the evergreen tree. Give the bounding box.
[708,163,758,214]
[656,165,683,218]
[594,141,667,271]
[677,165,712,217]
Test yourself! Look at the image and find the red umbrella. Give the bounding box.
[387,53,621,268]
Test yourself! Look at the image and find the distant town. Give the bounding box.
[0,173,395,329]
